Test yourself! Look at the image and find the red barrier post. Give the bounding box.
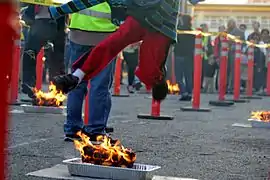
[209,35,234,106]
[112,54,129,97]
[0,3,15,179]
[137,98,173,120]
[9,43,21,105]
[84,83,90,124]
[231,41,248,103]
[35,48,44,90]
[241,44,262,99]
[181,33,210,112]
[266,49,270,96]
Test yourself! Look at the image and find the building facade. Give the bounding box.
[187,3,270,33]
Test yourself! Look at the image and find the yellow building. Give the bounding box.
[187,3,270,32]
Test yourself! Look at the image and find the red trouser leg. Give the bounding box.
[135,31,171,87]
[79,16,146,80]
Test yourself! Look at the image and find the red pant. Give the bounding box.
[76,16,171,87]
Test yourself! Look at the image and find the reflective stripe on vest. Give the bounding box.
[202,36,209,60]
[69,2,117,33]
[78,9,111,19]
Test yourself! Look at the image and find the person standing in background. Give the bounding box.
[63,2,117,141]
[21,4,66,98]
[200,23,213,91]
[123,42,142,93]
[226,19,245,93]
[261,29,270,91]
[174,14,195,101]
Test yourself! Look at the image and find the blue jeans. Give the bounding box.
[64,41,115,135]
[175,56,193,95]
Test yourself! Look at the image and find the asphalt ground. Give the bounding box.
[8,90,270,180]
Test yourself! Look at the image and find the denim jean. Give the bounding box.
[64,41,115,135]
[175,56,193,95]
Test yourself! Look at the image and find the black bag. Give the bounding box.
[128,0,162,10]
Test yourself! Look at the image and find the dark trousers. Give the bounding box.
[123,51,138,86]
[175,56,193,95]
[22,19,65,87]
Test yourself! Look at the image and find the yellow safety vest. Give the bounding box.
[69,2,117,32]
[202,36,209,60]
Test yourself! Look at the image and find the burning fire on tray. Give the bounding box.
[74,131,136,168]
[250,111,270,122]
[33,83,66,107]
[166,80,180,95]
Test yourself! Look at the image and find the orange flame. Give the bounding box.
[250,111,270,122]
[33,82,66,107]
[74,132,136,168]
[166,80,180,95]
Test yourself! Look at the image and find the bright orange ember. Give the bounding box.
[166,80,180,95]
[33,83,66,107]
[250,111,270,122]
[74,131,136,168]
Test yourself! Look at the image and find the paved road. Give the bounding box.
[8,92,270,180]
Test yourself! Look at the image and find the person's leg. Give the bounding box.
[77,16,145,81]
[184,57,194,96]
[83,59,116,135]
[135,31,171,87]
[174,57,186,95]
[22,20,47,88]
[123,52,138,86]
[64,41,92,137]
[48,27,65,81]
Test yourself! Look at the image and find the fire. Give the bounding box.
[166,80,180,95]
[74,131,136,168]
[250,111,270,122]
[33,82,66,107]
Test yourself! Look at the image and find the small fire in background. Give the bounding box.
[166,80,180,95]
[74,131,136,168]
[33,83,66,107]
[250,111,270,122]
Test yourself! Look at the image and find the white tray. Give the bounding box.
[63,158,161,180]
[248,119,270,128]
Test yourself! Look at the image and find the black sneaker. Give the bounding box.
[152,65,168,101]
[21,83,35,99]
[179,95,192,101]
[64,134,82,142]
[105,127,114,133]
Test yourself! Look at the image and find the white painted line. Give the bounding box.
[8,138,53,149]
[232,123,252,128]
[153,176,198,180]
[9,109,24,114]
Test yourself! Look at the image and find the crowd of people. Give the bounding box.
[173,15,270,101]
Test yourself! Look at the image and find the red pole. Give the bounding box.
[246,45,254,97]
[218,36,229,101]
[192,34,203,109]
[36,48,44,90]
[151,99,161,117]
[266,48,270,96]
[171,47,176,84]
[84,84,90,124]
[113,54,122,96]
[10,44,20,103]
[233,41,242,100]
[0,3,15,179]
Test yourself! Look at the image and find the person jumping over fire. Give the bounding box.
[48,0,204,101]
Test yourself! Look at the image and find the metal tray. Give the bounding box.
[248,119,270,128]
[21,104,65,114]
[63,158,161,180]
